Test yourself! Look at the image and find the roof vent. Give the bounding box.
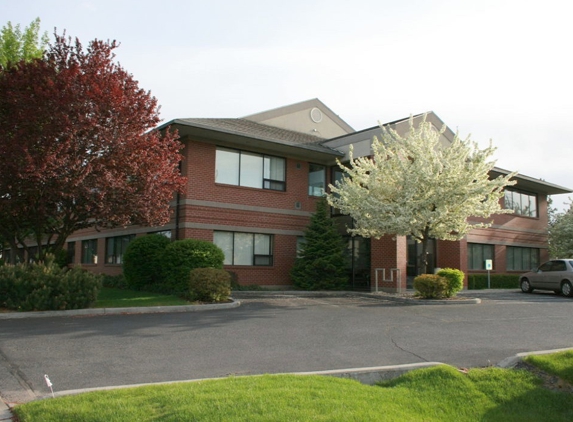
[310,108,323,123]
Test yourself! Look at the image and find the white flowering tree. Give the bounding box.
[326,115,516,274]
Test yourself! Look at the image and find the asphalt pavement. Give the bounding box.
[1,289,572,418]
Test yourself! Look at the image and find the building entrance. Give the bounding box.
[407,237,436,288]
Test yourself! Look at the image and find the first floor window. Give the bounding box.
[149,230,172,239]
[67,241,76,265]
[81,239,98,264]
[106,235,135,264]
[213,231,273,266]
[468,243,494,270]
[506,246,539,271]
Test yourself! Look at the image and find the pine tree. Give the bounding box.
[291,197,348,290]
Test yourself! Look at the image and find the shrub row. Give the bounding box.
[0,256,102,311]
[123,235,229,302]
[467,274,520,290]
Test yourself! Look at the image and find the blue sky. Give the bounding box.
[4,0,573,209]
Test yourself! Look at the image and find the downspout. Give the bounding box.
[175,161,182,241]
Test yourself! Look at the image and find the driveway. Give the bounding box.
[1,290,571,405]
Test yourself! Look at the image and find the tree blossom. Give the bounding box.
[326,115,516,273]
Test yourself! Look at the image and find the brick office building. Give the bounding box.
[57,99,571,290]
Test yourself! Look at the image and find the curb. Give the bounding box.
[232,290,481,305]
[0,400,11,421]
[0,300,241,320]
[496,347,573,369]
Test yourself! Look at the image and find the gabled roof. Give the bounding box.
[243,98,354,134]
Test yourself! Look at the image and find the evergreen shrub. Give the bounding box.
[413,274,449,299]
[291,198,348,290]
[188,268,231,302]
[0,256,101,311]
[436,268,464,297]
[161,239,225,295]
[123,234,170,290]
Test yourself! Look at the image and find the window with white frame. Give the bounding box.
[213,231,273,266]
[504,189,537,218]
[215,147,286,191]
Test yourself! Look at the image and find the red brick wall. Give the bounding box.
[436,238,468,287]
[370,235,407,292]
[177,139,320,286]
[466,193,549,275]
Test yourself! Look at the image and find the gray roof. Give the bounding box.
[164,118,344,156]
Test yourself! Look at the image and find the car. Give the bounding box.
[519,259,573,297]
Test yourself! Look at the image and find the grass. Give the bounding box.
[94,288,189,308]
[14,360,573,422]
[524,350,573,384]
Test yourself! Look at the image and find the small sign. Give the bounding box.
[485,259,493,271]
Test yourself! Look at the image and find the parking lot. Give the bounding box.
[1,288,572,405]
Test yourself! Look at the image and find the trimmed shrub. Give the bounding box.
[188,268,231,302]
[161,239,225,295]
[414,274,449,299]
[0,256,101,311]
[436,268,464,298]
[123,234,170,290]
[468,274,520,289]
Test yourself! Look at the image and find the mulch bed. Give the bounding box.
[514,360,573,394]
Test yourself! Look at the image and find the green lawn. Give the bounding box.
[94,288,189,308]
[14,362,573,421]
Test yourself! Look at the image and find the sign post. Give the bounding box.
[485,259,493,289]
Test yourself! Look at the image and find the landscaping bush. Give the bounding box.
[291,198,348,290]
[161,239,225,295]
[468,274,520,289]
[436,268,464,298]
[53,249,71,268]
[123,234,170,290]
[413,274,449,299]
[188,268,231,302]
[0,256,101,311]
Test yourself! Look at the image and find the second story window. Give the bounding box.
[504,189,537,218]
[215,147,285,191]
[308,164,326,196]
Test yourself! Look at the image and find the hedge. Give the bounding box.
[467,274,520,290]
